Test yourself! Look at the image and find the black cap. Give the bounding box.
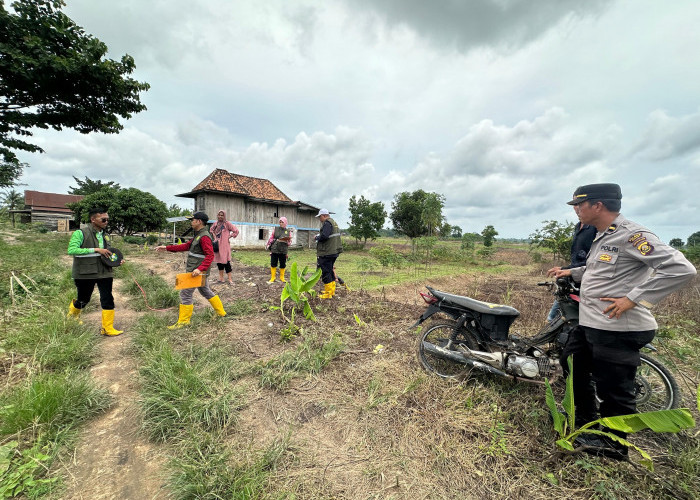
[567,183,622,205]
[186,211,209,222]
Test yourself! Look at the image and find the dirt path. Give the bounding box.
[60,289,168,500]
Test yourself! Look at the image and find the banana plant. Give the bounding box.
[280,262,322,322]
[545,356,696,470]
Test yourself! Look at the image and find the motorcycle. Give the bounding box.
[413,277,681,412]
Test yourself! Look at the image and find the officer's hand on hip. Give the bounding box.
[600,296,636,319]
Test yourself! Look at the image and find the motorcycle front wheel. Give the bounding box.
[416,319,480,379]
[635,353,681,411]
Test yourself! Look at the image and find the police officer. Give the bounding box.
[155,212,227,328]
[315,208,343,299]
[552,183,696,458]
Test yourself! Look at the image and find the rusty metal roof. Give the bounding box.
[24,190,84,213]
[179,169,293,202]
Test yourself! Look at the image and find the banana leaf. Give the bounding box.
[300,268,322,293]
[302,297,316,321]
[562,356,575,433]
[593,409,695,434]
[289,262,300,290]
[544,379,566,437]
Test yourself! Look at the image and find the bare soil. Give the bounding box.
[59,249,700,499]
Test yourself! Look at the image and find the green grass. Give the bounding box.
[234,240,521,291]
[137,341,247,442]
[0,371,111,440]
[2,305,100,371]
[257,333,345,389]
[167,430,292,500]
[118,261,180,311]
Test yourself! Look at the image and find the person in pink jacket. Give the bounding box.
[210,210,239,285]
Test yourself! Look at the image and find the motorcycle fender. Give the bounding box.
[411,304,442,328]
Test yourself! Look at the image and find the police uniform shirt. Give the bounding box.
[570,214,696,332]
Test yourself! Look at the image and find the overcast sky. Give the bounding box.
[15,0,700,241]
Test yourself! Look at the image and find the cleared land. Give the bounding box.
[1,230,698,499]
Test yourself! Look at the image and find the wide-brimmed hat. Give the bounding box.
[567,183,622,205]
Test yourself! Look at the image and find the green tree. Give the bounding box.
[390,190,428,242]
[421,192,445,236]
[687,231,700,247]
[481,225,498,247]
[451,225,462,239]
[438,222,452,240]
[529,220,576,260]
[347,195,386,246]
[390,189,444,249]
[68,176,121,196]
[1,188,23,226]
[68,187,167,236]
[669,238,684,249]
[0,0,150,187]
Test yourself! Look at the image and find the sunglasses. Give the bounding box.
[100,218,109,223]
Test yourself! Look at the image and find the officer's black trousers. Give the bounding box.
[561,325,655,427]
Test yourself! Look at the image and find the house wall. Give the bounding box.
[195,193,320,248]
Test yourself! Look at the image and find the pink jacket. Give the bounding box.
[210,210,239,264]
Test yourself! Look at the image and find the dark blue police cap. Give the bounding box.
[567,183,622,205]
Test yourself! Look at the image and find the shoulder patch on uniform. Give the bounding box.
[598,253,613,262]
[628,232,646,245]
[636,240,654,256]
[605,224,618,234]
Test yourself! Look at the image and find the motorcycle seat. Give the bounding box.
[427,287,520,317]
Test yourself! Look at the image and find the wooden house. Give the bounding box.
[19,190,84,231]
[176,169,321,248]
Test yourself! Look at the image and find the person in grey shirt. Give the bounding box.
[551,183,696,458]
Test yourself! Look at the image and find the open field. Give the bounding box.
[1,227,699,499]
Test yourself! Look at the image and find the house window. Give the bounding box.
[259,228,264,240]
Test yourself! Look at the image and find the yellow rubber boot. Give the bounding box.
[168,304,194,330]
[328,281,337,298]
[319,282,333,299]
[208,295,227,317]
[67,300,84,325]
[267,267,277,283]
[279,268,286,283]
[100,309,124,336]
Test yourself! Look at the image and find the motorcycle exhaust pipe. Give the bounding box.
[421,341,510,378]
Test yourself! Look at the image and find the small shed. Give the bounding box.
[19,190,84,231]
[176,169,321,248]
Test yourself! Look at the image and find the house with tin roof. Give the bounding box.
[176,169,320,248]
[15,190,84,231]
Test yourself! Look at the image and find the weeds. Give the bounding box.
[138,342,246,442]
[118,262,179,311]
[257,334,345,390]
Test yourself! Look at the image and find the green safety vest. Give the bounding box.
[185,227,213,274]
[317,217,343,257]
[71,225,113,279]
[270,226,291,254]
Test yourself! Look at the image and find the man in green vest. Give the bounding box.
[155,211,227,328]
[66,207,123,336]
[315,208,343,299]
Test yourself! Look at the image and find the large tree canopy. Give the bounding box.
[68,187,168,236]
[0,0,150,186]
[68,176,121,196]
[390,189,445,242]
[347,195,386,246]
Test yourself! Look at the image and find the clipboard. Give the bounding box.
[175,273,204,290]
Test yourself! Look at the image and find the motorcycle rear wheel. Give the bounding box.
[635,353,681,411]
[417,319,480,379]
